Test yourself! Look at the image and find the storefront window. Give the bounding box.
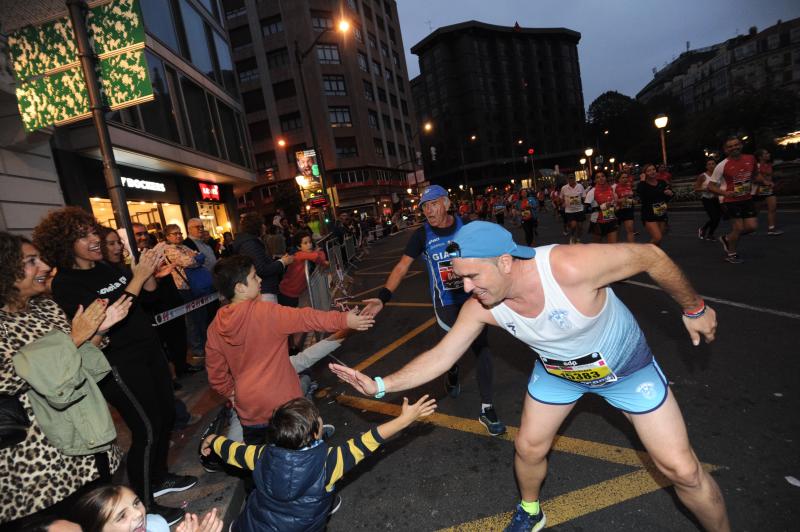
[140,0,180,52]
[139,52,180,143]
[217,99,246,166]
[197,201,231,238]
[89,199,186,238]
[181,76,219,157]
[179,0,215,79]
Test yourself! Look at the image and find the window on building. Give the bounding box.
[386,141,396,156]
[368,32,377,49]
[267,47,290,69]
[374,138,384,157]
[255,151,277,173]
[363,79,375,101]
[248,120,271,140]
[400,99,408,116]
[236,57,259,84]
[212,31,237,93]
[179,0,214,77]
[311,10,333,30]
[280,112,302,131]
[140,0,180,52]
[375,15,384,31]
[180,76,219,156]
[261,15,283,36]
[380,41,389,58]
[358,51,368,71]
[317,44,341,64]
[323,74,347,96]
[396,73,404,92]
[384,67,392,81]
[345,0,358,11]
[393,117,402,131]
[329,106,352,127]
[363,3,373,20]
[377,87,387,103]
[372,59,381,76]
[392,51,400,67]
[389,93,398,108]
[138,51,180,143]
[388,25,396,44]
[382,113,391,129]
[335,136,359,158]
[272,80,296,100]
[241,89,265,112]
[228,25,252,52]
[223,0,246,19]
[368,109,379,129]
[217,100,247,166]
[353,24,363,43]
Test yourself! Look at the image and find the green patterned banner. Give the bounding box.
[8,0,152,131]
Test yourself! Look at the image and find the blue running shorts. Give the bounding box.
[528,358,669,414]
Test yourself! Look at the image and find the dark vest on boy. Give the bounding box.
[233,441,332,532]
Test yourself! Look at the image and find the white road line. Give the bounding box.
[622,280,800,320]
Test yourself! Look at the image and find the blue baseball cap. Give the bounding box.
[419,184,448,205]
[449,221,536,259]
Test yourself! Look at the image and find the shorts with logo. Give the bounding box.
[528,358,668,414]
[721,199,757,220]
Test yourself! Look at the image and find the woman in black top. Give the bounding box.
[637,163,674,246]
[33,207,195,526]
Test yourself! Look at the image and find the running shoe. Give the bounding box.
[153,474,197,498]
[150,503,185,526]
[329,494,343,515]
[697,228,705,240]
[767,228,784,236]
[504,505,546,532]
[444,365,461,398]
[724,253,743,264]
[479,407,507,436]
[718,235,730,254]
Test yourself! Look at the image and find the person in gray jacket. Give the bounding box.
[231,213,292,303]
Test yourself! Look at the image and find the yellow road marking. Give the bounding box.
[352,317,436,372]
[353,259,402,273]
[348,271,422,299]
[335,394,721,530]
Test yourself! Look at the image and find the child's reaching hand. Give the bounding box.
[398,395,437,426]
[346,307,375,331]
[200,434,217,456]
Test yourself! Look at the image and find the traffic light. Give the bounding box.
[527,148,534,155]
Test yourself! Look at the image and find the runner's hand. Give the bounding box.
[329,364,378,395]
[70,299,108,346]
[346,307,375,330]
[360,297,384,317]
[176,508,222,532]
[398,395,437,425]
[682,305,717,346]
[98,295,133,333]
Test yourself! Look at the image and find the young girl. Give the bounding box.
[277,231,329,308]
[72,485,222,532]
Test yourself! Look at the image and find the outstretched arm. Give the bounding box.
[330,298,490,395]
[554,243,716,346]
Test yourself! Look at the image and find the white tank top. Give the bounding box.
[699,172,715,199]
[489,245,653,381]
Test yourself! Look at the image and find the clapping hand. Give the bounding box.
[97,295,133,334]
[70,299,108,346]
[176,508,223,532]
[131,248,161,279]
[345,307,375,331]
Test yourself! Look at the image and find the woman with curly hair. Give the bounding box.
[0,231,130,528]
[33,207,197,527]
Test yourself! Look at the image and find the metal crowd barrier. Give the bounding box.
[343,234,357,263]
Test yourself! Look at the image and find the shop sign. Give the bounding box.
[121,176,166,192]
[199,182,220,201]
[308,194,329,208]
[7,0,153,131]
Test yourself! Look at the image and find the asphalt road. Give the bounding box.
[311,205,800,531]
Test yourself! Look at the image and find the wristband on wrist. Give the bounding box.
[683,299,706,319]
[373,376,386,399]
[377,287,392,305]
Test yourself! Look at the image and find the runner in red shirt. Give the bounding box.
[585,171,618,243]
[613,172,636,243]
[707,136,760,263]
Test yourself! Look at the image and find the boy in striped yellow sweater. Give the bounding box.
[201,395,436,532]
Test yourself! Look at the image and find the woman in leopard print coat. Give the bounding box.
[0,232,123,526]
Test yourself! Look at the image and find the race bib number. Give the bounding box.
[568,196,581,207]
[619,198,633,209]
[522,209,532,219]
[652,202,667,216]
[601,207,616,220]
[733,179,750,196]
[541,352,617,386]
[437,260,463,291]
[755,184,773,196]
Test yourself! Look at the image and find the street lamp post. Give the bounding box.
[654,114,669,166]
[294,19,349,223]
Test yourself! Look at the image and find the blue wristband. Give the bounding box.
[373,376,386,399]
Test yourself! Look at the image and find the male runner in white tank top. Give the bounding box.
[331,221,729,532]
